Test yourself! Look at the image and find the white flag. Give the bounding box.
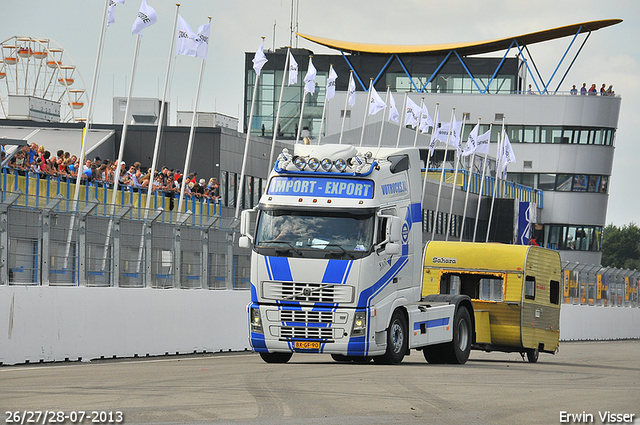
[388,93,399,124]
[326,67,338,100]
[419,105,434,134]
[288,51,298,85]
[428,109,439,154]
[463,123,480,156]
[449,115,462,154]
[304,58,317,94]
[177,16,210,60]
[107,0,126,28]
[405,97,420,128]
[368,85,387,116]
[347,73,356,107]
[500,130,516,178]
[195,23,210,60]
[252,39,268,76]
[131,0,157,36]
[476,129,491,155]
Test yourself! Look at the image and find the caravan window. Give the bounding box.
[440,273,503,301]
[525,276,536,300]
[550,280,560,305]
[478,277,504,302]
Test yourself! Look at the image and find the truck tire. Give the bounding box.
[331,354,350,362]
[373,310,407,365]
[422,344,446,364]
[332,354,372,363]
[526,348,539,363]
[259,352,293,364]
[444,306,472,364]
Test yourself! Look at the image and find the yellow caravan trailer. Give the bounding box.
[422,241,561,362]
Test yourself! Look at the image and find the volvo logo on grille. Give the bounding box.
[303,288,312,296]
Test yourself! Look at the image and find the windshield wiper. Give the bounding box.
[323,243,355,259]
[258,240,303,256]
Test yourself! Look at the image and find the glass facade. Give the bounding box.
[507,173,609,193]
[245,49,523,139]
[220,170,266,210]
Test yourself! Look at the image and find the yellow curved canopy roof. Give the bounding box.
[297,19,621,56]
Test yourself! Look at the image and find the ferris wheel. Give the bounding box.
[0,36,87,123]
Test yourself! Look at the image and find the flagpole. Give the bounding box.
[421,103,439,213]
[296,55,313,144]
[268,47,290,167]
[111,34,142,206]
[412,97,425,147]
[178,24,210,214]
[377,86,390,147]
[74,0,110,203]
[445,119,466,241]
[460,118,481,241]
[431,108,455,241]
[485,117,505,242]
[473,123,492,242]
[339,70,353,145]
[145,4,180,211]
[66,0,110,272]
[359,78,373,147]
[236,38,265,220]
[317,64,333,145]
[395,92,408,147]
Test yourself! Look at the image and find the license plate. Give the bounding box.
[294,341,321,350]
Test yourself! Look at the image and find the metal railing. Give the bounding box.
[562,262,639,308]
[0,189,248,290]
[2,167,221,219]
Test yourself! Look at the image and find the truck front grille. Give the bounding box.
[263,281,354,303]
[280,310,333,323]
[280,326,334,339]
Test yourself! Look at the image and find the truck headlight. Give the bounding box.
[351,311,367,336]
[320,158,333,171]
[250,307,263,334]
[308,157,320,171]
[293,156,307,170]
[334,158,348,172]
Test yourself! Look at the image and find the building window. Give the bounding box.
[509,125,615,146]
[572,175,588,192]
[556,174,573,191]
[545,224,603,252]
[506,172,608,194]
[538,173,556,191]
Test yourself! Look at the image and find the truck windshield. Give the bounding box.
[255,209,375,258]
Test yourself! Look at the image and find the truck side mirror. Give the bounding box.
[240,209,254,242]
[384,242,401,255]
[388,217,402,243]
[239,235,251,249]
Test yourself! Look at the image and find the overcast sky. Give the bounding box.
[1,0,639,226]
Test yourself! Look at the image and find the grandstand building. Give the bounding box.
[243,19,622,265]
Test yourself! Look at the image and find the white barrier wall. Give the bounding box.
[0,286,251,366]
[2,286,638,365]
[560,303,640,341]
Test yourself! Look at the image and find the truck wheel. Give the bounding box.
[526,348,539,363]
[374,310,407,365]
[259,352,293,363]
[331,354,350,362]
[444,306,472,364]
[422,344,446,364]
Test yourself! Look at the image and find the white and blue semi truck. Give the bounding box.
[239,144,474,364]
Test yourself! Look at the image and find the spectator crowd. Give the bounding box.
[570,83,615,96]
[2,142,221,204]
